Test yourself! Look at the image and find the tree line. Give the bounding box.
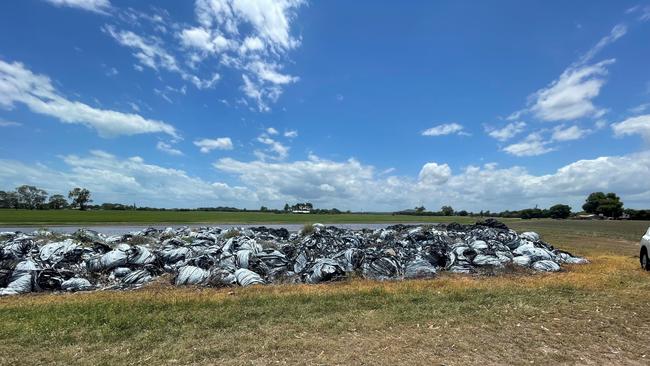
[1,186,649,220]
[398,192,648,220]
[0,186,92,210]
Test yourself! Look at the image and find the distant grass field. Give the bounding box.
[1,218,650,364]
[0,209,491,225]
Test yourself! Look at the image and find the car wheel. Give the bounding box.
[642,250,650,271]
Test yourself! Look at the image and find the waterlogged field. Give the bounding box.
[1,219,649,365]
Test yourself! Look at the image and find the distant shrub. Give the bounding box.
[223,230,241,239]
[129,235,155,245]
[301,223,314,236]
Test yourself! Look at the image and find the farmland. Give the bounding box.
[0,218,649,365]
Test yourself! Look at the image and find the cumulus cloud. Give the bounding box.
[214,155,381,205]
[44,0,111,14]
[422,123,466,137]
[503,133,554,157]
[551,125,590,142]
[0,59,178,138]
[0,150,255,208]
[156,141,183,156]
[211,151,650,211]
[486,121,526,141]
[418,162,451,185]
[3,148,650,211]
[612,114,650,142]
[194,137,234,153]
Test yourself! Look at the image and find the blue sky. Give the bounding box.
[1,0,650,211]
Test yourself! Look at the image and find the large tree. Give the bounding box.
[16,185,48,210]
[441,205,454,216]
[548,204,572,219]
[582,192,624,218]
[68,188,92,210]
[48,194,68,209]
[0,191,9,209]
[4,191,19,209]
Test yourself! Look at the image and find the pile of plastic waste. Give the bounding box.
[0,219,588,296]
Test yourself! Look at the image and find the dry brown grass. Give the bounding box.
[1,220,650,365]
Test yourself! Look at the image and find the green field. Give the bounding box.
[0,209,493,225]
[1,218,650,365]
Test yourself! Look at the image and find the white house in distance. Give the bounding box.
[291,203,313,214]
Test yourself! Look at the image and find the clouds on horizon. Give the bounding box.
[2,149,650,211]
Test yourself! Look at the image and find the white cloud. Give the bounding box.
[44,0,111,14]
[486,121,526,141]
[178,0,305,110]
[612,114,650,142]
[0,150,255,208]
[247,61,298,85]
[239,36,265,53]
[0,119,21,127]
[578,24,626,65]
[194,137,234,153]
[214,155,380,205]
[240,74,281,112]
[194,0,304,51]
[629,103,650,114]
[284,129,298,138]
[156,141,183,156]
[266,127,279,135]
[529,59,614,122]
[510,25,626,124]
[105,67,119,77]
[0,59,178,138]
[422,123,466,137]
[128,102,140,112]
[256,134,289,160]
[503,133,554,157]
[103,25,220,90]
[3,149,650,211]
[180,27,234,54]
[551,125,590,142]
[103,25,179,72]
[418,162,451,185]
[210,150,650,211]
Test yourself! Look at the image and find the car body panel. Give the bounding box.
[641,227,650,268]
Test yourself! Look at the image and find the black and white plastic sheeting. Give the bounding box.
[0,220,588,296]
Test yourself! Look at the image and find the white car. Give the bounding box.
[641,227,650,270]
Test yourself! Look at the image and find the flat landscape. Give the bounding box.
[1,218,649,365]
[0,209,487,225]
